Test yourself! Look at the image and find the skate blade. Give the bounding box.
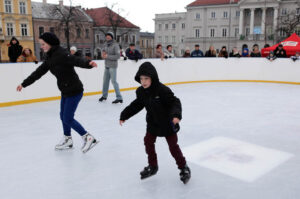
[55,147,74,151]
[82,140,99,154]
[140,173,157,180]
[181,176,191,184]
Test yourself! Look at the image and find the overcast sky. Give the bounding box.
[35,0,194,32]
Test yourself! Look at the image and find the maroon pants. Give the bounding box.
[144,132,186,169]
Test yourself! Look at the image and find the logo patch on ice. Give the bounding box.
[183,137,293,182]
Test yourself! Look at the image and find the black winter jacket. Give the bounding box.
[8,37,23,62]
[21,46,92,97]
[120,62,182,137]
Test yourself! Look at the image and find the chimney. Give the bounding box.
[43,0,47,4]
[59,0,63,6]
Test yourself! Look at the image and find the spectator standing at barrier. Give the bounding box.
[126,43,143,61]
[120,45,127,60]
[250,44,261,57]
[70,46,83,57]
[218,46,228,58]
[274,44,287,58]
[241,48,250,57]
[17,47,38,63]
[8,37,23,63]
[119,62,191,184]
[191,44,204,57]
[229,47,241,57]
[267,51,277,61]
[291,52,300,61]
[183,47,191,57]
[205,46,216,57]
[155,44,164,60]
[99,32,123,104]
[16,32,98,153]
[164,45,175,58]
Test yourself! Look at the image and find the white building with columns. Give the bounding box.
[154,0,300,56]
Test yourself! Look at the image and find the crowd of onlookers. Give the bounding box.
[5,36,300,63]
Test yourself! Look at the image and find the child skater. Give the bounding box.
[16,32,98,153]
[119,62,191,184]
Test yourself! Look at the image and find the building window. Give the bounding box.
[172,23,176,30]
[21,24,28,36]
[172,36,176,43]
[181,35,184,43]
[281,8,287,16]
[165,36,168,43]
[50,27,55,34]
[158,24,162,30]
[210,29,215,37]
[5,0,12,13]
[236,11,240,17]
[196,13,200,19]
[124,34,129,43]
[85,48,91,56]
[165,24,168,30]
[246,28,250,36]
[211,12,216,19]
[297,8,300,15]
[235,28,239,37]
[132,35,136,43]
[223,11,228,18]
[96,34,101,43]
[222,28,227,37]
[85,29,89,39]
[195,29,200,38]
[39,27,44,36]
[6,23,13,36]
[158,36,162,43]
[76,28,81,38]
[146,40,149,48]
[116,35,121,43]
[19,2,26,14]
[182,23,185,29]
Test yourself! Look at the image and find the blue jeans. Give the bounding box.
[60,93,87,136]
[102,67,122,100]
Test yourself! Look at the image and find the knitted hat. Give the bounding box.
[39,32,60,46]
[105,32,114,39]
[70,46,77,52]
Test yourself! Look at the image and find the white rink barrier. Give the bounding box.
[1,58,300,107]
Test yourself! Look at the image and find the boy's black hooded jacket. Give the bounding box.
[21,46,92,97]
[120,62,182,137]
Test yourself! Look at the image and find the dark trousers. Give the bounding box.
[144,132,186,169]
[60,93,87,136]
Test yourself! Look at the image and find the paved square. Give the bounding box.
[183,137,294,182]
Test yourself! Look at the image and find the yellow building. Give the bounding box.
[0,0,34,62]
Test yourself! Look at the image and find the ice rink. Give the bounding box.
[0,82,299,199]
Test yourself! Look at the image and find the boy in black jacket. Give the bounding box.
[119,62,191,184]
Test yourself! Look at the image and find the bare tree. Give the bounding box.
[277,7,300,41]
[98,4,134,45]
[51,0,87,49]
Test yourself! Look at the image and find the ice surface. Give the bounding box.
[0,83,300,199]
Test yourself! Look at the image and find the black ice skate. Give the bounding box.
[112,99,123,104]
[179,165,191,184]
[140,165,158,179]
[98,96,107,102]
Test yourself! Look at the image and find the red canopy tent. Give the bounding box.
[261,33,300,57]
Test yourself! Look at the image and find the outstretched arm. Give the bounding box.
[66,54,97,69]
[18,62,50,90]
[120,91,144,125]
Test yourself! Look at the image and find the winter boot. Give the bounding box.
[55,136,73,150]
[98,96,107,102]
[140,165,158,179]
[112,99,123,104]
[81,133,99,153]
[179,165,191,184]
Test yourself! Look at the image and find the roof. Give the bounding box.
[85,7,139,29]
[187,0,240,7]
[140,32,154,38]
[31,2,93,22]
